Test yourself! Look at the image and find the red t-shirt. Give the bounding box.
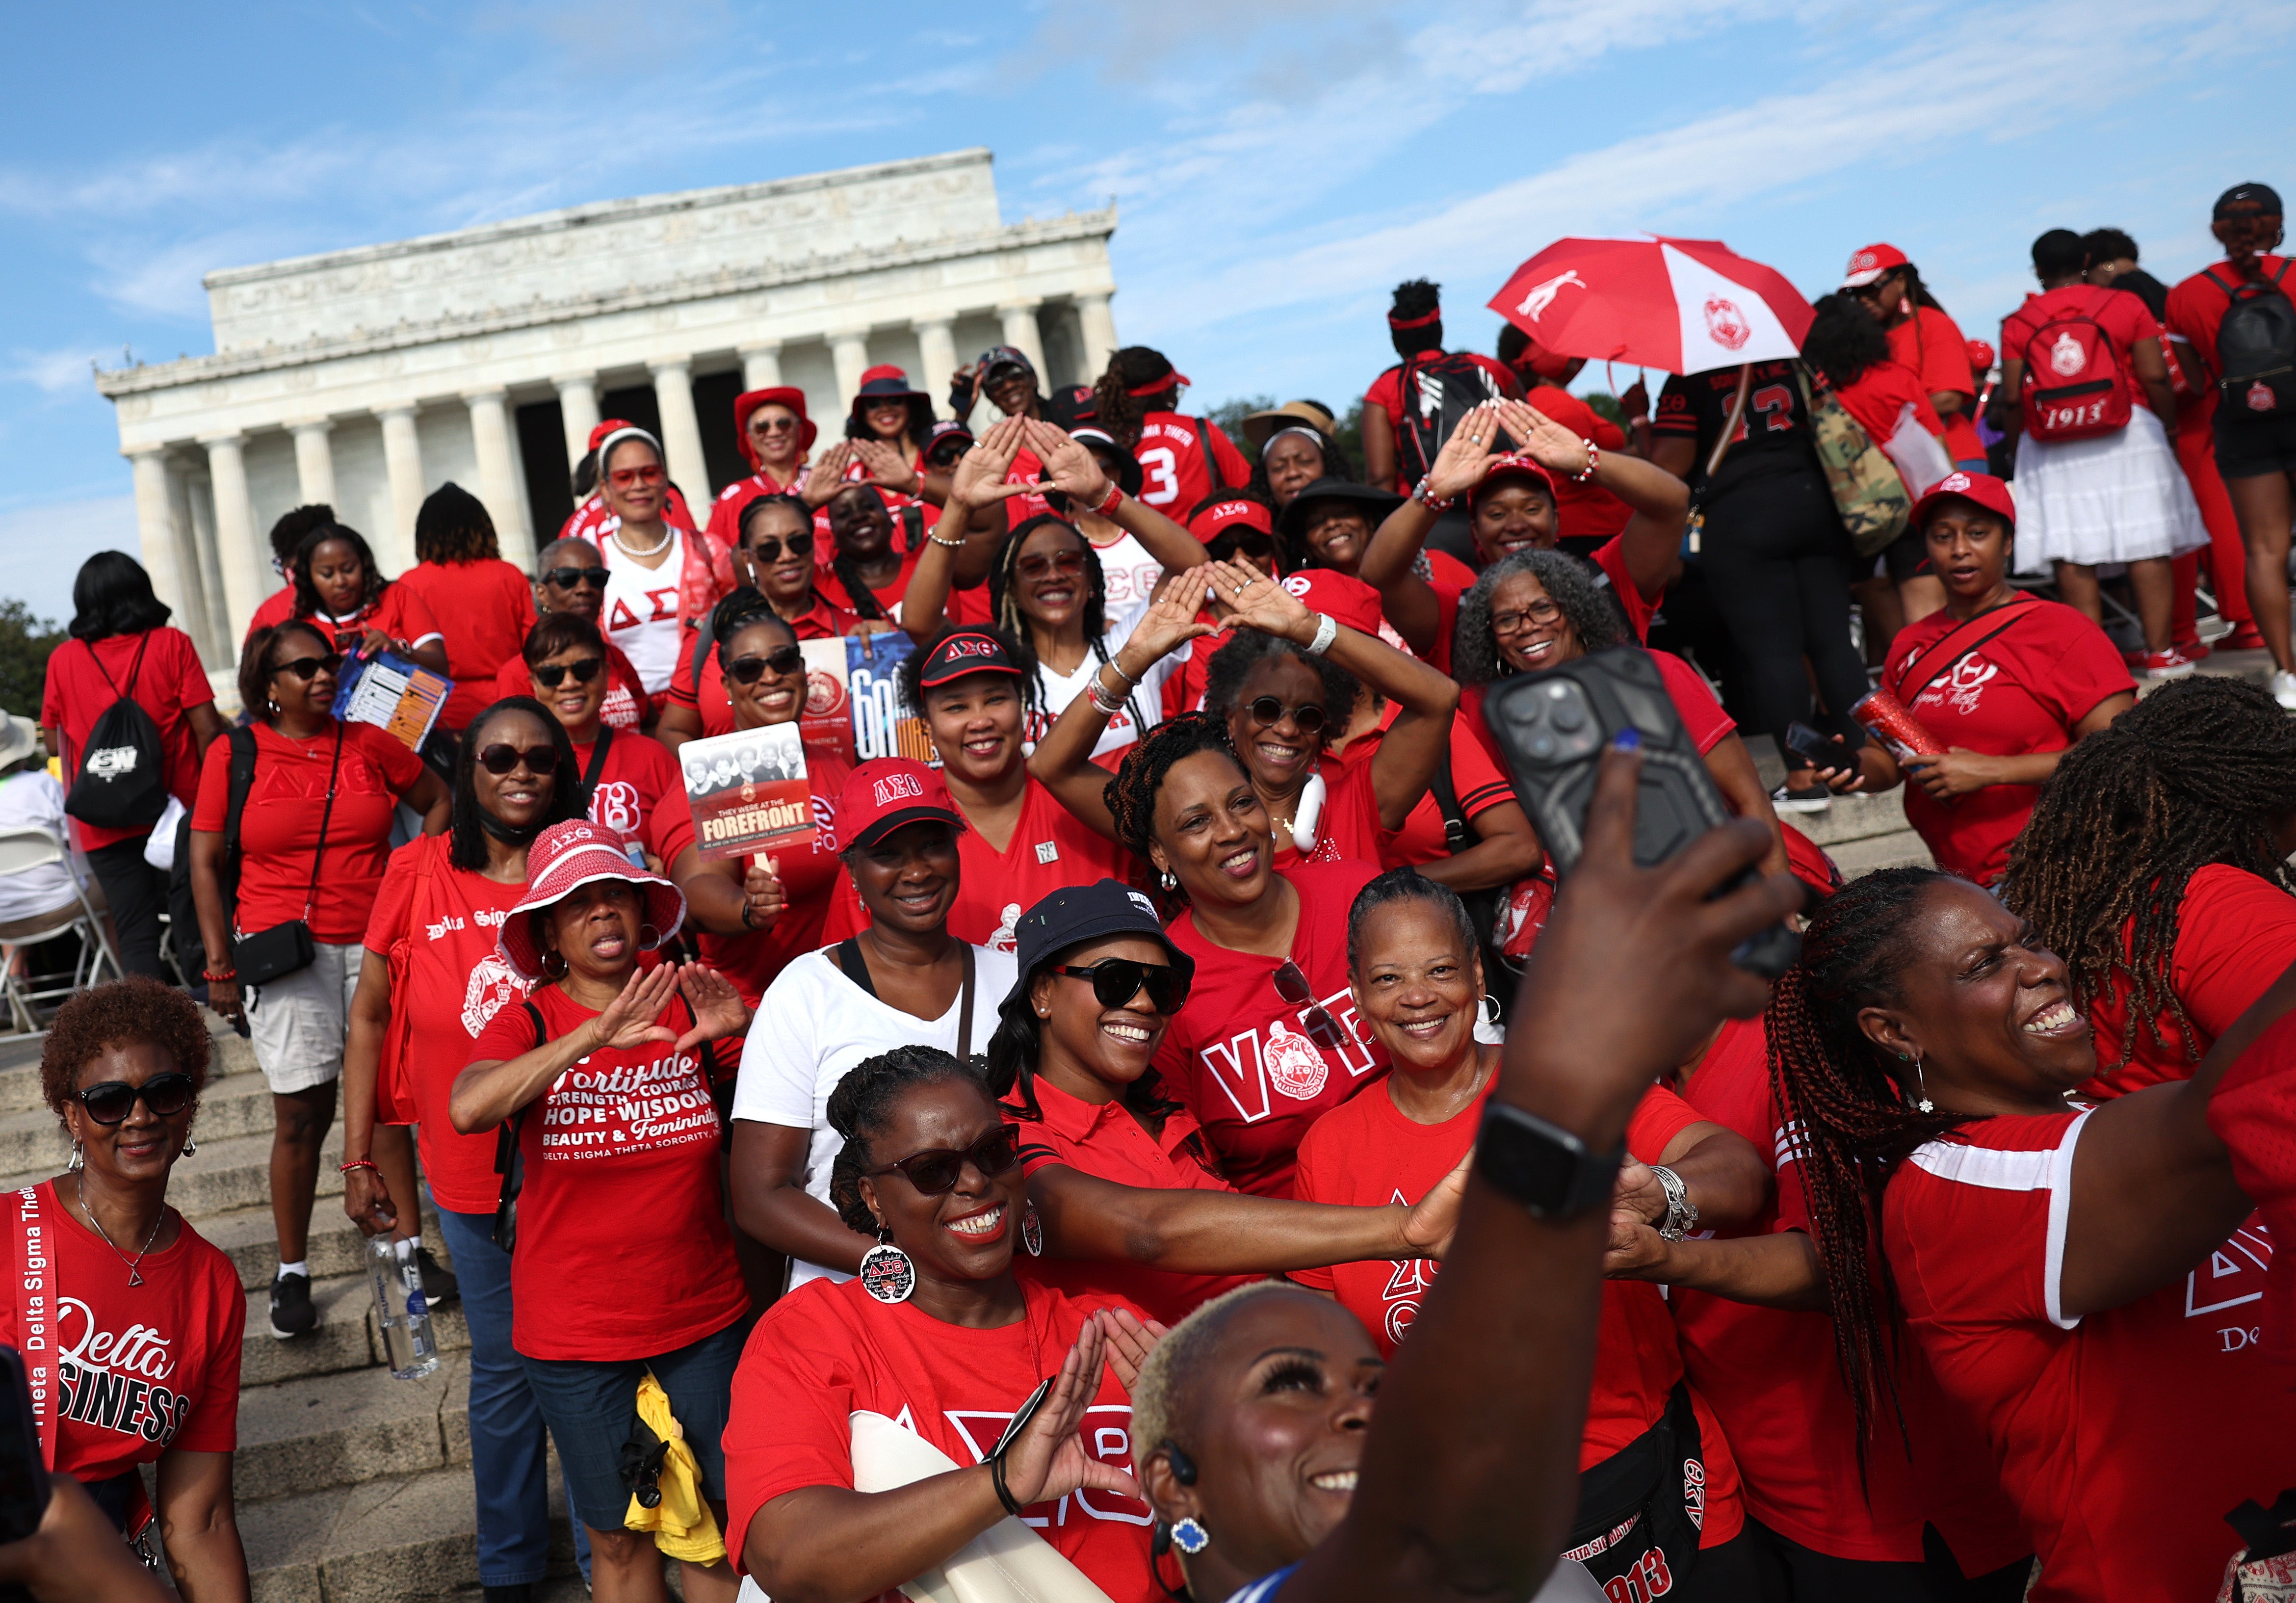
[2166,255,2296,393]
[1457,652,1733,802]
[675,754,851,1005]
[1885,1111,2296,1603]
[190,719,427,943]
[300,583,445,656]
[1007,1076,1249,1326]
[395,559,538,731]
[39,628,215,851]
[1832,358,1949,454]
[1365,355,1522,491]
[363,835,531,1212]
[0,1182,243,1482]
[1130,414,1251,514]
[817,548,992,630]
[724,1276,1156,1602]
[819,777,1136,952]
[1152,861,1386,1197]
[2210,1010,2296,1362]
[2081,865,2296,1100]
[467,984,748,1360]
[1524,384,1633,541]
[704,468,806,554]
[569,730,682,863]
[2000,287,2154,409]
[493,641,648,734]
[1880,599,2130,885]
[1431,535,1656,674]
[664,604,864,740]
[246,584,296,639]
[1269,757,1387,874]
[1887,305,1984,465]
[1332,704,1515,870]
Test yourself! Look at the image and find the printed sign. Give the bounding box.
[799,633,936,768]
[332,650,449,752]
[678,724,813,862]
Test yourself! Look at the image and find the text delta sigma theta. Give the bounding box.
[539,1048,720,1156]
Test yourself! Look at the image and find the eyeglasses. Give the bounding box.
[1016,549,1088,581]
[1272,961,1349,1053]
[1208,535,1278,564]
[542,567,610,591]
[76,1072,196,1126]
[477,743,559,776]
[1246,696,1327,736]
[1053,958,1191,1015]
[607,464,665,489]
[727,645,805,683]
[272,652,344,682]
[870,1126,1023,1196]
[1490,599,1563,634]
[532,657,603,689]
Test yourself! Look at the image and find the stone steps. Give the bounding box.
[236,1271,472,1389]
[235,1354,473,1503]
[240,1461,578,1603]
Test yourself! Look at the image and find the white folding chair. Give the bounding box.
[0,825,123,1033]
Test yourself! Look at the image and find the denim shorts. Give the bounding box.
[519,1317,745,1531]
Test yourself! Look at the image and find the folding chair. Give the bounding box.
[0,824,123,1033]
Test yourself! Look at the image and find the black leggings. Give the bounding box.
[83,830,198,982]
[1700,470,1872,768]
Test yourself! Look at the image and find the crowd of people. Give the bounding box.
[9,178,2296,1603]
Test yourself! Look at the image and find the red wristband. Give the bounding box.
[338,1159,379,1175]
[1091,481,1123,518]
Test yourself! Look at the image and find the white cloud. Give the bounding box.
[6,348,109,396]
[0,494,139,628]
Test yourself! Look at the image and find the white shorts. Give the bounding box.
[242,939,361,1095]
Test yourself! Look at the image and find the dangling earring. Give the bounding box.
[1898,1051,1934,1113]
[1897,295,1913,318]
[180,1138,197,1158]
[67,1140,83,1173]
[1021,1201,1044,1259]
[1160,870,1177,892]
[1169,1517,1210,1556]
[858,1229,915,1305]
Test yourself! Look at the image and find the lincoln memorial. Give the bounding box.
[93,146,1119,671]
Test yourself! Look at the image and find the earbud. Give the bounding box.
[1167,1444,1198,1486]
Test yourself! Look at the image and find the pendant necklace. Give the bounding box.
[77,1174,165,1287]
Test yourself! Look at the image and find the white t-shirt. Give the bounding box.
[0,773,84,925]
[600,526,688,694]
[1027,590,1179,762]
[733,942,1022,1289]
[1088,528,1164,615]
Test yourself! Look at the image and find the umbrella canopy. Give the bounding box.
[1489,236,1816,375]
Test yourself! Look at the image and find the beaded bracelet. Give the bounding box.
[337,1159,379,1175]
[1571,440,1600,483]
[1412,474,1453,511]
[926,530,965,550]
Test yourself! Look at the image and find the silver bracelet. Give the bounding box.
[1649,1164,1699,1241]
[1304,611,1339,657]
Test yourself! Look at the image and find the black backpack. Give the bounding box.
[2210,261,2296,414]
[1386,351,1513,484]
[61,635,171,832]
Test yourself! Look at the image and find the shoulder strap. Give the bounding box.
[957,944,976,1062]
[297,723,348,924]
[1898,603,2036,706]
[1197,418,1225,494]
[577,725,613,811]
[12,1183,55,1470]
[690,602,719,698]
[1427,755,1476,852]
[835,937,879,1000]
[219,724,260,918]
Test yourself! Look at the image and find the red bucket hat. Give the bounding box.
[835,758,965,851]
[1279,569,1384,638]
[498,819,687,983]
[1468,453,1560,510]
[1911,470,2016,531]
[733,388,817,466]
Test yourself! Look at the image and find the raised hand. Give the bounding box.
[947,416,1036,510]
[675,963,752,1050]
[801,441,856,507]
[1094,1307,1170,1393]
[584,963,682,1053]
[997,1319,1139,1509]
[1493,398,1595,477]
[1022,418,1114,505]
[1204,556,1313,643]
[1402,1148,1472,1258]
[1425,402,1507,500]
[850,438,921,494]
[1123,564,1218,664]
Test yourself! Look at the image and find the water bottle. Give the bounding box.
[367,1235,441,1381]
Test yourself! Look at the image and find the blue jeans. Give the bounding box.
[434,1202,593,1588]
[520,1319,744,1532]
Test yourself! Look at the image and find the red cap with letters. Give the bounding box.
[835,758,965,850]
[1840,242,1909,290]
[1910,470,2016,531]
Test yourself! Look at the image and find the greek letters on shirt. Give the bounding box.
[56,1298,190,1448]
[1196,982,1378,1124]
[537,1046,720,1156]
[607,586,682,633]
[881,1401,1151,1529]
[2193,1220,2272,1353]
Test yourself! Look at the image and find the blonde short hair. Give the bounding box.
[1130,1281,1299,1463]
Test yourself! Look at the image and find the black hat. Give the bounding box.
[1278,476,1405,543]
[1044,384,1098,430]
[2216,183,2284,219]
[1011,880,1196,988]
[1066,427,1145,499]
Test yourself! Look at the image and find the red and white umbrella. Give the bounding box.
[1488,235,1815,375]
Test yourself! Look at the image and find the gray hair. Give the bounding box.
[1450,548,1630,686]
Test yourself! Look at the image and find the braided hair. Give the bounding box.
[1092,347,1182,450]
[706,588,789,670]
[1103,711,1245,911]
[1451,549,1629,686]
[824,487,891,623]
[2004,676,2296,1073]
[1765,866,1973,1452]
[825,1047,989,1233]
[447,698,584,871]
[990,514,1143,735]
[289,523,388,620]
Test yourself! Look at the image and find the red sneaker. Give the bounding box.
[2137,648,2199,681]
[2172,637,2213,661]
[2224,624,2271,652]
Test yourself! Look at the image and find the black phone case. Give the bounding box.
[0,1345,50,1547]
[1480,647,1800,977]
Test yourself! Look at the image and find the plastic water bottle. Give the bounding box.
[367,1235,441,1380]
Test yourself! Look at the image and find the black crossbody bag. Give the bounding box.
[227,721,344,988]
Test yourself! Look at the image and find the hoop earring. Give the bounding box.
[1478,996,1502,1028]
[858,1230,915,1305]
[1169,1517,1210,1556]
[1022,1201,1044,1259]
[540,951,569,982]
[639,923,661,950]
[67,1140,83,1174]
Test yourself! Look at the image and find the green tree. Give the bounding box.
[1582,392,1628,429]
[1205,394,1276,466]
[0,601,64,723]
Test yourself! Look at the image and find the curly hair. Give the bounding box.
[1200,631,1361,738]
[989,515,1139,731]
[2004,676,2296,1075]
[289,523,387,619]
[899,622,1042,727]
[1451,549,1629,686]
[1765,867,1975,1457]
[414,482,499,565]
[237,620,334,722]
[449,699,585,872]
[267,503,338,570]
[824,1046,989,1233]
[1388,278,1443,358]
[1802,294,1894,391]
[1092,347,1182,450]
[1102,712,1247,910]
[42,977,210,1132]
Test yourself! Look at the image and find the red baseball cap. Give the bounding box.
[588,418,638,453]
[1468,453,1559,510]
[1965,339,1996,374]
[733,388,817,466]
[1189,497,1275,542]
[1278,569,1384,638]
[916,630,1021,689]
[497,819,686,982]
[835,758,965,851]
[1911,470,2016,531]
[1841,243,1909,289]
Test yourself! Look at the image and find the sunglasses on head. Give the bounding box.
[749,531,814,563]
[1272,960,1350,1053]
[728,645,805,683]
[1247,696,1326,736]
[477,743,558,776]
[1053,957,1190,1014]
[870,1125,1023,1196]
[607,464,664,489]
[1016,548,1087,581]
[77,1072,196,1126]
[542,567,611,591]
[272,652,344,682]
[532,657,603,689]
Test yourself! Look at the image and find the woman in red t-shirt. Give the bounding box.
[282,522,448,675]
[451,821,751,1603]
[15,980,248,1596]
[1091,346,1252,516]
[497,538,649,735]
[702,387,816,554]
[2005,674,2296,1099]
[396,483,537,730]
[186,620,446,1342]
[339,698,584,1593]
[1770,867,2296,1603]
[1841,244,1988,470]
[727,1049,1159,1603]
[515,612,682,865]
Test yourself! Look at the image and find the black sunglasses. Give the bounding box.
[1272,960,1349,1053]
[727,645,805,683]
[870,1125,1023,1196]
[542,567,611,591]
[1053,958,1191,1015]
[272,652,344,682]
[749,532,814,563]
[477,743,559,776]
[77,1072,196,1126]
[1247,696,1326,736]
[532,657,603,689]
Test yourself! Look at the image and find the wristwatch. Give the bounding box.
[1648,1164,1699,1241]
[1474,1104,1624,1221]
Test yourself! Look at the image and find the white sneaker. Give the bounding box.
[1771,783,1831,814]
[2272,670,2296,710]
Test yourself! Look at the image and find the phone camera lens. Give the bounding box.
[1528,734,1558,759]
[1551,700,1586,732]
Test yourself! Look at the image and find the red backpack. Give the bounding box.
[2017,289,2135,441]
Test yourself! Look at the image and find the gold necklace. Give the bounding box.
[76,1174,165,1288]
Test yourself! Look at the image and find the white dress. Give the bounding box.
[2011,406,2209,572]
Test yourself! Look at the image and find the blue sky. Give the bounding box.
[2,0,2289,627]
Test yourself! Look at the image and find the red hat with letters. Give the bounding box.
[1188,497,1275,542]
[1910,470,2016,531]
[916,630,1022,689]
[1468,453,1559,510]
[1965,339,1996,376]
[497,819,686,982]
[835,758,965,851]
[1840,242,1909,290]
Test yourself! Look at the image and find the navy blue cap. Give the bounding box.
[1011,879,1195,986]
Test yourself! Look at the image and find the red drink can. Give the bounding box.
[1852,687,1945,759]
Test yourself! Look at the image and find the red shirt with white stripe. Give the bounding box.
[1130,414,1250,514]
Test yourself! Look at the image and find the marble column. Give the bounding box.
[556,375,600,466]
[830,330,871,412]
[201,435,268,641]
[740,344,783,392]
[1075,293,1119,386]
[464,389,535,568]
[913,319,958,414]
[650,359,712,507]
[177,468,232,655]
[377,406,425,575]
[127,448,209,665]
[289,419,336,508]
[998,302,1049,388]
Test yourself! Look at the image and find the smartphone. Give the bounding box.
[1480,646,1800,977]
[0,1346,50,1546]
[1784,720,1856,773]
